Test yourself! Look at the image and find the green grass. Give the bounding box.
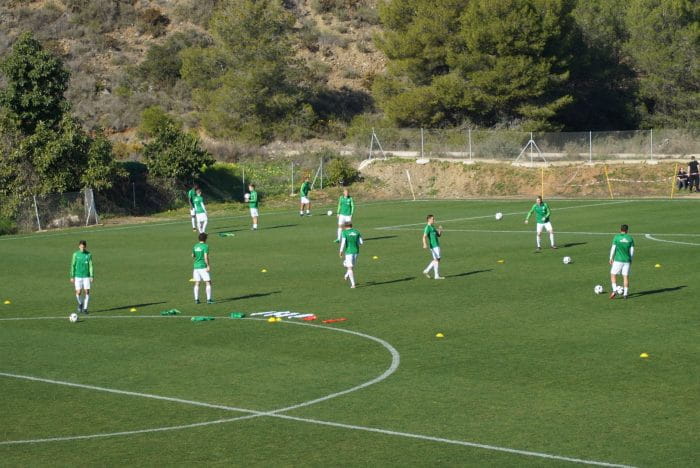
[1,198,698,467]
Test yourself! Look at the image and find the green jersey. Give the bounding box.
[71,250,93,278]
[424,224,440,248]
[337,196,354,216]
[248,190,258,209]
[611,234,635,263]
[341,228,362,254]
[193,242,209,269]
[526,202,551,223]
[187,188,196,207]
[300,181,311,198]
[192,194,206,214]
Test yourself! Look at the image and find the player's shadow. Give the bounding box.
[627,285,686,298]
[214,228,247,234]
[446,269,492,278]
[561,242,587,248]
[362,276,415,287]
[263,224,298,230]
[95,301,167,312]
[217,291,281,303]
[363,235,399,242]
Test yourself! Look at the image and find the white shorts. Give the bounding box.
[343,254,358,268]
[536,222,553,233]
[250,208,259,217]
[301,196,310,205]
[430,247,441,260]
[193,268,211,282]
[337,214,352,226]
[610,261,631,276]
[196,213,208,224]
[74,277,91,290]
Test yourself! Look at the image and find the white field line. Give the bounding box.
[644,234,700,246]
[375,200,632,230]
[0,317,636,467]
[379,228,700,237]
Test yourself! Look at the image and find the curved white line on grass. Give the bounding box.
[644,234,700,246]
[0,316,635,467]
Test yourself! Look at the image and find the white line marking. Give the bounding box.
[376,201,631,230]
[644,234,700,246]
[0,316,635,467]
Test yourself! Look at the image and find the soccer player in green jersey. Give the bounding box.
[609,224,635,299]
[524,195,557,251]
[70,240,93,314]
[300,177,311,216]
[335,188,354,242]
[192,187,208,233]
[187,184,199,231]
[339,222,363,288]
[422,214,444,279]
[192,233,213,304]
[247,183,259,230]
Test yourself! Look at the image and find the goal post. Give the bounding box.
[17,189,101,232]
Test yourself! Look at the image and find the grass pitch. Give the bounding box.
[1,198,698,467]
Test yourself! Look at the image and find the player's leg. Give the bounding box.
[423,250,435,277]
[201,215,208,233]
[622,263,630,298]
[306,201,311,216]
[194,280,200,303]
[336,220,343,242]
[74,279,83,313]
[610,261,622,299]
[82,288,90,314]
[535,223,543,250]
[205,281,213,303]
[432,248,443,279]
[190,208,196,231]
[546,223,557,248]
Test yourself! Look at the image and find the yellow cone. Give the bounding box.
[130,308,137,312]
[497,259,505,263]
[275,317,282,322]
[261,269,267,273]
[372,256,379,260]
[654,264,661,268]
[3,300,10,305]
[189,278,195,282]
[640,352,649,358]
[267,317,276,323]
[435,332,444,338]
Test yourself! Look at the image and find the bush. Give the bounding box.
[324,155,359,186]
[0,216,17,235]
[137,8,170,38]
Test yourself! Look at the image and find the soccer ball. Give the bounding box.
[495,212,503,220]
[594,285,604,294]
[69,313,79,323]
[244,193,250,202]
[327,210,333,216]
[616,285,624,295]
[562,256,572,264]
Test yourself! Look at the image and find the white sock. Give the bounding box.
[344,271,349,280]
[549,233,555,246]
[201,221,207,233]
[348,270,355,287]
[337,227,342,240]
[623,287,628,296]
[191,216,196,228]
[306,210,310,215]
[536,236,541,248]
[194,285,199,301]
[253,223,257,229]
[75,295,82,306]
[611,282,617,292]
[434,262,440,278]
[206,284,212,301]
[83,295,89,310]
[424,261,434,274]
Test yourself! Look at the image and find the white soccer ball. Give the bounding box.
[244,193,250,202]
[563,256,572,264]
[616,285,624,295]
[594,285,604,294]
[327,210,333,216]
[69,313,79,323]
[495,212,503,220]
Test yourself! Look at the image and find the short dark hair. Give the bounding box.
[78,240,87,247]
[193,183,200,190]
[426,214,434,220]
[620,224,629,233]
[345,222,352,228]
[198,233,208,242]
[249,183,255,189]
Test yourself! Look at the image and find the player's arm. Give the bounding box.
[629,246,634,262]
[525,205,535,223]
[422,231,428,249]
[544,204,551,219]
[88,256,94,280]
[204,252,210,271]
[437,225,443,237]
[349,197,354,215]
[609,244,616,264]
[70,252,77,282]
[201,200,206,213]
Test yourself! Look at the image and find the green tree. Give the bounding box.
[375,0,576,130]
[143,124,215,182]
[624,0,699,128]
[138,106,182,139]
[0,32,70,134]
[182,0,315,142]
